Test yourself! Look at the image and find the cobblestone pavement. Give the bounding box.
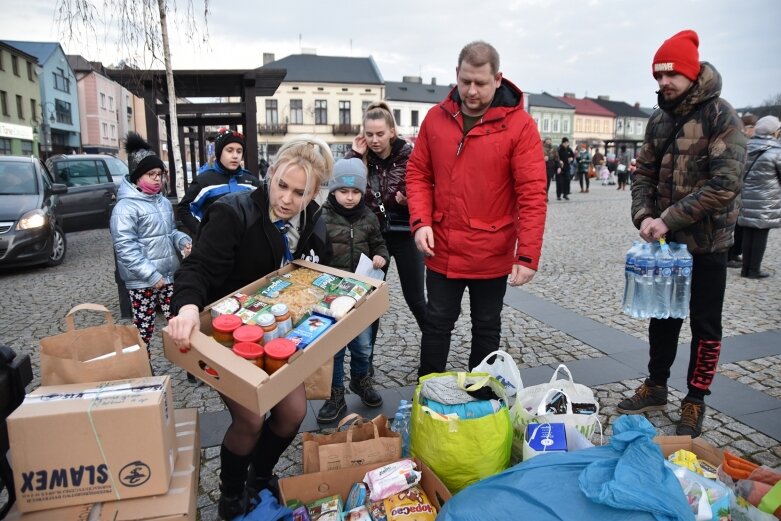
[1,184,779,520]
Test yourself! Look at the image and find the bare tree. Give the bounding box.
[54,0,210,200]
[762,92,781,107]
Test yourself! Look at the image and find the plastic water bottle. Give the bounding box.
[391,400,411,457]
[633,243,656,318]
[653,241,675,319]
[671,243,693,319]
[622,241,643,315]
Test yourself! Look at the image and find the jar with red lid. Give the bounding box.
[232,324,264,346]
[232,342,264,369]
[212,314,243,347]
[263,338,296,375]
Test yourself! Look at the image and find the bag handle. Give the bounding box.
[336,413,367,431]
[548,364,575,386]
[342,415,380,444]
[536,388,573,416]
[64,303,124,359]
[476,350,524,391]
[456,372,491,392]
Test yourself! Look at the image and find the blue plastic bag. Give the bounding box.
[438,415,694,521]
[234,489,293,521]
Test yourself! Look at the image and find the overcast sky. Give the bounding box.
[2,0,779,109]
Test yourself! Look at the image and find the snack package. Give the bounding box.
[308,494,343,521]
[210,296,241,317]
[314,294,357,320]
[259,277,297,298]
[311,273,344,293]
[333,278,372,303]
[668,449,718,480]
[383,486,437,521]
[286,313,334,350]
[293,505,313,521]
[368,500,388,521]
[363,459,421,502]
[342,505,372,521]
[344,482,369,512]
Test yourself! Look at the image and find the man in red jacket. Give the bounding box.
[406,41,548,378]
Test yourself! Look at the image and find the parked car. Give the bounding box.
[0,156,67,268]
[45,154,128,230]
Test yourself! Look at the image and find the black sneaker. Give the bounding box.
[316,387,346,423]
[616,379,668,414]
[349,374,383,407]
[676,397,706,438]
[218,490,246,520]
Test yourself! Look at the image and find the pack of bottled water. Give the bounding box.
[622,238,692,319]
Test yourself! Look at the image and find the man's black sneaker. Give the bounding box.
[316,387,346,423]
[349,374,383,407]
[676,397,706,438]
[616,379,668,414]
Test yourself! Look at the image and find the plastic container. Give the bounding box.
[263,337,297,374]
[671,243,693,319]
[653,242,675,319]
[232,342,264,369]
[212,314,243,347]
[391,400,412,457]
[633,243,656,319]
[232,324,264,346]
[270,303,293,336]
[622,241,643,316]
[255,312,280,345]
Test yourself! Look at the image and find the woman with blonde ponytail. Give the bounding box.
[346,102,427,359]
[168,135,333,519]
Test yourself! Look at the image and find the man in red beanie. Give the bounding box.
[619,30,746,438]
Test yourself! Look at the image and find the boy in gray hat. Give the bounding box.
[317,158,390,423]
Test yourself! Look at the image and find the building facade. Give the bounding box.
[257,53,384,159]
[527,92,575,144]
[558,93,615,148]
[0,42,40,156]
[68,55,122,154]
[587,96,648,156]
[384,77,451,142]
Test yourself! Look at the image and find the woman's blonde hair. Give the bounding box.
[267,135,334,203]
[362,101,398,144]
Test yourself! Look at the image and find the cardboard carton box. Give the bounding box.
[279,458,451,513]
[654,435,724,469]
[6,408,200,521]
[7,376,177,512]
[163,259,389,417]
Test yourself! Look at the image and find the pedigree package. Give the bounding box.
[7,376,177,512]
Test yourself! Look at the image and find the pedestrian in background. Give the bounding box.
[616,144,632,191]
[542,137,559,201]
[728,112,760,268]
[111,132,192,352]
[557,137,574,200]
[316,159,389,423]
[620,30,746,438]
[168,136,333,519]
[406,41,547,378]
[737,115,781,279]
[576,142,592,193]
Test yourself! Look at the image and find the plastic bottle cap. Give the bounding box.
[270,303,289,317]
[255,313,276,327]
[212,314,243,333]
[232,342,264,359]
[233,325,264,343]
[264,338,297,360]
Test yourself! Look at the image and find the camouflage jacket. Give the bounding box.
[322,200,389,272]
[631,62,746,254]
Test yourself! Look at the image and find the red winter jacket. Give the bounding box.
[406,79,547,278]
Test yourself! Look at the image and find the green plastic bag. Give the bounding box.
[410,372,513,493]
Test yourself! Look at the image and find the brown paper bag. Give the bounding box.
[40,303,152,385]
[302,353,333,400]
[302,414,401,473]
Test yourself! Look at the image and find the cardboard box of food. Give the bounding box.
[5,408,200,521]
[654,435,724,469]
[7,376,177,512]
[278,458,451,512]
[163,259,389,417]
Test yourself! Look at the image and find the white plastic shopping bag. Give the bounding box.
[473,350,523,397]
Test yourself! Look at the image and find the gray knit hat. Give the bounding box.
[754,116,781,137]
[328,158,367,194]
[124,132,166,183]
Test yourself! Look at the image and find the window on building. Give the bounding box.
[0,138,11,155]
[53,68,70,92]
[265,99,278,124]
[362,100,371,116]
[16,95,23,119]
[636,121,644,135]
[0,91,8,116]
[603,120,609,133]
[533,115,540,129]
[54,99,72,124]
[586,119,592,132]
[563,118,570,134]
[339,101,351,125]
[290,99,303,124]
[108,96,113,111]
[626,120,633,135]
[102,122,108,136]
[12,55,19,76]
[393,109,401,125]
[542,116,550,132]
[552,117,560,133]
[110,125,115,138]
[0,50,4,70]
[20,140,33,155]
[30,99,37,122]
[27,61,33,81]
[575,119,582,132]
[315,100,327,124]
[411,110,419,127]
[100,93,106,109]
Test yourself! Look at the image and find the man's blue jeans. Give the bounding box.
[332,326,372,388]
[418,269,508,378]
